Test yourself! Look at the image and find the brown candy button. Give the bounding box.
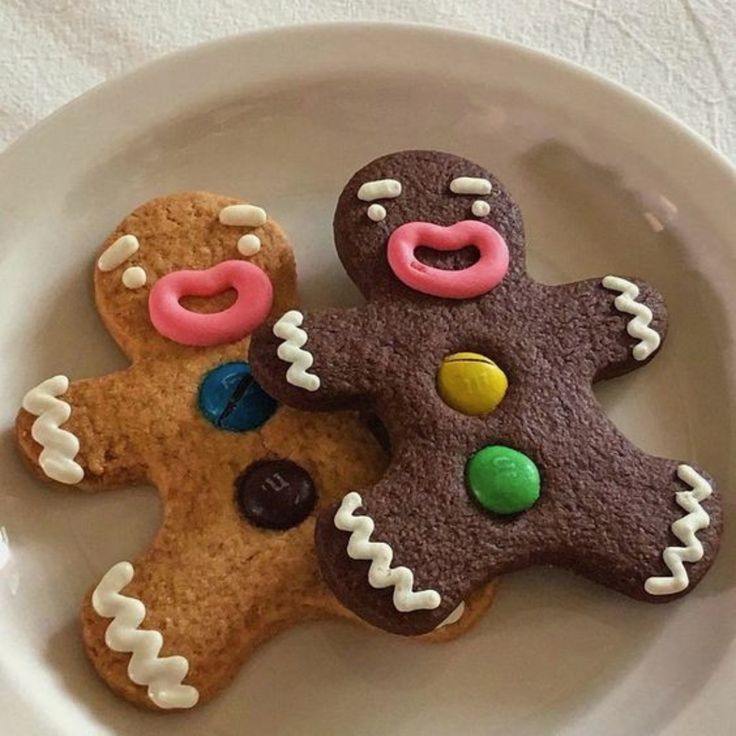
[235,459,317,530]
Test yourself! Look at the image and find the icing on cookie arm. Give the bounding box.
[272,311,321,392]
[16,371,146,489]
[552,276,667,380]
[250,307,376,410]
[601,276,661,360]
[21,376,83,484]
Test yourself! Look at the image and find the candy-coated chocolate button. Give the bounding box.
[437,352,508,416]
[198,361,277,432]
[466,445,540,515]
[235,459,317,530]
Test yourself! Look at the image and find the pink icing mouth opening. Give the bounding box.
[386,220,509,299]
[148,260,273,346]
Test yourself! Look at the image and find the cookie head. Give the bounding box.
[94,192,296,359]
[333,150,526,301]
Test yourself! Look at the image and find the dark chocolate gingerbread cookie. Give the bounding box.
[250,150,722,636]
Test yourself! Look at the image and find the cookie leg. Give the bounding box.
[81,517,310,710]
[257,408,498,642]
[315,452,528,637]
[556,455,723,601]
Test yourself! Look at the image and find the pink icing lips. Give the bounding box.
[386,220,509,299]
[148,260,273,346]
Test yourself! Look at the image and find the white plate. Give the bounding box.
[1,23,735,736]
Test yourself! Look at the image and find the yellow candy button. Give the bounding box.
[437,352,508,416]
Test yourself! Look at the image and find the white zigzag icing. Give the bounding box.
[273,310,321,392]
[92,561,200,709]
[22,375,84,484]
[334,492,441,612]
[645,465,713,596]
[602,275,661,361]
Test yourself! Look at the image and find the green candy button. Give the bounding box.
[466,445,541,515]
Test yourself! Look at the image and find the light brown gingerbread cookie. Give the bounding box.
[15,192,495,711]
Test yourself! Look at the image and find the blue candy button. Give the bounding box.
[198,361,277,432]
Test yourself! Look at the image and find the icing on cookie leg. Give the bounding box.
[645,464,714,595]
[92,561,199,709]
[334,491,441,612]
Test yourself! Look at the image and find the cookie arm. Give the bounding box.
[552,275,668,380]
[250,307,376,410]
[16,371,146,490]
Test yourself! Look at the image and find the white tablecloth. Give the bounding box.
[0,0,734,159]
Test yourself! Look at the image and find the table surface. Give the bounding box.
[0,0,734,161]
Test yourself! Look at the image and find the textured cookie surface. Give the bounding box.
[15,191,495,710]
[250,150,722,636]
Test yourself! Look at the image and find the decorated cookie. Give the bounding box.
[15,192,495,710]
[250,150,723,636]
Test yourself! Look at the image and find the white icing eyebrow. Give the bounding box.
[450,177,492,195]
[219,204,267,227]
[98,234,139,272]
[357,179,402,201]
